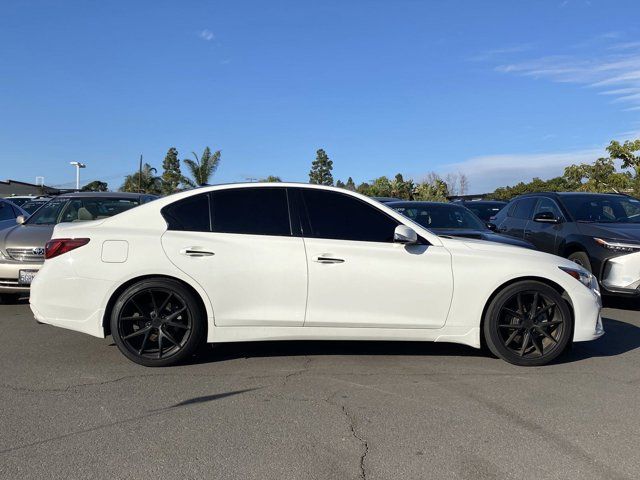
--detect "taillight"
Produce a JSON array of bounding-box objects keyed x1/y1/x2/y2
[{"x1": 44, "y1": 238, "x2": 90, "y2": 260}]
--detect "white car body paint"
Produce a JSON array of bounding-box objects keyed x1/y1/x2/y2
[
  {"x1": 30, "y1": 183, "x2": 603, "y2": 350},
  {"x1": 601, "y1": 250, "x2": 640, "y2": 291}
]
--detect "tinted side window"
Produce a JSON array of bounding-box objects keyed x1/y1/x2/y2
[
  {"x1": 535, "y1": 198, "x2": 562, "y2": 218},
  {"x1": 301, "y1": 189, "x2": 399, "y2": 242},
  {"x1": 162, "y1": 193, "x2": 211, "y2": 232},
  {"x1": 0, "y1": 202, "x2": 15, "y2": 221},
  {"x1": 211, "y1": 188, "x2": 291, "y2": 236},
  {"x1": 512, "y1": 198, "x2": 537, "y2": 219}
]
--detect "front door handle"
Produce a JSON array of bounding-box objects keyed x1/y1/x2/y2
[
  {"x1": 313, "y1": 255, "x2": 345, "y2": 264},
  {"x1": 180, "y1": 247, "x2": 215, "y2": 257}
]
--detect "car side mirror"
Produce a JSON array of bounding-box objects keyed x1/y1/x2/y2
[
  {"x1": 486, "y1": 223, "x2": 497, "y2": 231},
  {"x1": 533, "y1": 211, "x2": 560, "y2": 224},
  {"x1": 394, "y1": 225, "x2": 418, "y2": 244},
  {"x1": 16, "y1": 215, "x2": 26, "y2": 225}
]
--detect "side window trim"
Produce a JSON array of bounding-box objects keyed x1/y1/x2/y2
[{"x1": 534, "y1": 197, "x2": 564, "y2": 220}]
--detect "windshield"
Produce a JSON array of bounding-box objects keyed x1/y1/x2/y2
[
  {"x1": 26, "y1": 197, "x2": 140, "y2": 225},
  {"x1": 392, "y1": 204, "x2": 487, "y2": 230},
  {"x1": 465, "y1": 203, "x2": 505, "y2": 221},
  {"x1": 21, "y1": 200, "x2": 49, "y2": 215},
  {"x1": 562, "y1": 195, "x2": 640, "y2": 223}
]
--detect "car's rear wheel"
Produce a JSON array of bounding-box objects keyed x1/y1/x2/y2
[
  {"x1": 483, "y1": 281, "x2": 573, "y2": 366},
  {"x1": 110, "y1": 279, "x2": 206, "y2": 367},
  {"x1": 567, "y1": 251, "x2": 592, "y2": 273}
]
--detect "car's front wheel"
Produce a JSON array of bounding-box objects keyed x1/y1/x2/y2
[
  {"x1": 483, "y1": 281, "x2": 573, "y2": 366},
  {"x1": 110, "y1": 279, "x2": 206, "y2": 367}
]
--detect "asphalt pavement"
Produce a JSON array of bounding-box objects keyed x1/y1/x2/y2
[{"x1": 0, "y1": 297, "x2": 639, "y2": 480}]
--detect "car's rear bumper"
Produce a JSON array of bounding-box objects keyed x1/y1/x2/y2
[{"x1": 0, "y1": 260, "x2": 42, "y2": 293}]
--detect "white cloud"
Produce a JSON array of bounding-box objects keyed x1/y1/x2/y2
[
  {"x1": 198, "y1": 29, "x2": 215, "y2": 41},
  {"x1": 436, "y1": 149, "x2": 603, "y2": 193}
]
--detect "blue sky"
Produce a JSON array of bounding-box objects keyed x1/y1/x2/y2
[{"x1": 1, "y1": 0, "x2": 640, "y2": 193}]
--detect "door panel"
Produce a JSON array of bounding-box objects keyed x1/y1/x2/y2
[
  {"x1": 304, "y1": 238, "x2": 453, "y2": 328},
  {"x1": 162, "y1": 231, "x2": 307, "y2": 327}
]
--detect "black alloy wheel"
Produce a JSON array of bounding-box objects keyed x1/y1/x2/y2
[
  {"x1": 111, "y1": 279, "x2": 206, "y2": 367},
  {"x1": 483, "y1": 281, "x2": 573, "y2": 366}
]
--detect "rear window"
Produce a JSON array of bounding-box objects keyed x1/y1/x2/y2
[
  {"x1": 162, "y1": 193, "x2": 211, "y2": 232},
  {"x1": 211, "y1": 188, "x2": 291, "y2": 236}
]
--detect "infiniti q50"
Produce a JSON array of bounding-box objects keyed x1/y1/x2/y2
[{"x1": 30, "y1": 184, "x2": 603, "y2": 367}]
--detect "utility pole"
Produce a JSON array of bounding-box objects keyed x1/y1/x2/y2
[
  {"x1": 69, "y1": 162, "x2": 86, "y2": 191},
  {"x1": 138, "y1": 154, "x2": 143, "y2": 193}
]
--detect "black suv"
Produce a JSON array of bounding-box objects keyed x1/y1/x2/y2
[
  {"x1": 453, "y1": 200, "x2": 507, "y2": 222},
  {"x1": 492, "y1": 192, "x2": 640, "y2": 295}
]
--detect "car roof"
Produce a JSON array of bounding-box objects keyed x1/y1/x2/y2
[
  {"x1": 514, "y1": 191, "x2": 629, "y2": 199},
  {"x1": 55, "y1": 192, "x2": 154, "y2": 199},
  {"x1": 456, "y1": 199, "x2": 506, "y2": 204}
]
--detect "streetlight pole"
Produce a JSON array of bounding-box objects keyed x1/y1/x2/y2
[{"x1": 69, "y1": 162, "x2": 86, "y2": 191}]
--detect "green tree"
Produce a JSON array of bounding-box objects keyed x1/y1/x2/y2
[
  {"x1": 356, "y1": 182, "x2": 371, "y2": 195},
  {"x1": 261, "y1": 175, "x2": 282, "y2": 182},
  {"x1": 564, "y1": 158, "x2": 632, "y2": 193},
  {"x1": 183, "y1": 147, "x2": 221, "y2": 187},
  {"x1": 120, "y1": 163, "x2": 162, "y2": 194},
  {"x1": 345, "y1": 177, "x2": 356, "y2": 191},
  {"x1": 335, "y1": 180, "x2": 345, "y2": 188},
  {"x1": 308, "y1": 148, "x2": 334, "y2": 185},
  {"x1": 607, "y1": 139, "x2": 640, "y2": 194},
  {"x1": 390, "y1": 173, "x2": 414, "y2": 200},
  {"x1": 161, "y1": 147, "x2": 182, "y2": 195},
  {"x1": 81, "y1": 180, "x2": 108, "y2": 192},
  {"x1": 414, "y1": 174, "x2": 449, "y2": 201}
]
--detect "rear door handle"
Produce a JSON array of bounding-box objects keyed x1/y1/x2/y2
[
  {"x1": 180, "y1": 247, "x2": 215, "y2": 257},
  {"x1": 313, "y1": 255, "x2": 345, "y2": 264}
]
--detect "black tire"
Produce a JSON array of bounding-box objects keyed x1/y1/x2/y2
[
  {"x1": 110, "y1": 279, "x2": 206, "y2": 367},
  {"x1": 567, "y1": 251, "x2": 592, "y2": 273},
  {"x1": 0, "y1": 293, "x2": 22, "y2": 304},
  {"x1": 483, "y1": 281, "x2": 573, "y2": 366}
]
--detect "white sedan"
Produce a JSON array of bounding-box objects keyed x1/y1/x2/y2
[{"x1": 30, "y1": 183, "x2": 603, "y2": 367}]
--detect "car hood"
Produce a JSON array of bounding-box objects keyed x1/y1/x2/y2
[
  {"x1": 0, "y1": 224, "x2": 55, "y2": 252},
  {"x1": 432, "y1": 228, "x2": 535, "y2": 249},
  {"x1": 439, "y1": 235, "x2": 569, "y2": 263},
  {"x1": 576, "y1": 222, "x2": 640, "y2": 242}
]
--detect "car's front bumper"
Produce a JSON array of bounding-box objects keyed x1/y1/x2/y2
[
  {"x1": 0, "y1": 260, "x2": 42, "y2": 293},
  {"x1": 601, "y1": 251, "x2": 640, "y2": 295}
]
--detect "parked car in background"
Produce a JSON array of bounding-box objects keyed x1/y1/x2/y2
[
  {"x1": 31, "y1": 183, "x2": 602, "y2": 367},
  {"x1": 0, "y1": 199, "x2": 29, "y2": 231},
  {"x1": 371, "y1": 196, "x2": 402, "y2": 203},
  {"x1": 0, "y1": 192, "x2": 156, "y2": 302},
  {"x1": 20, "y1": 197, "x2": 54, "y2": 215},
  {"x1": 492, "y1": 192, "x2": 640, "y2": 295},
  {"x1": 453, "y1": 199, "x2": 507, "y2": 222},
  {"x1": 388, "y1": 201, "x2": 534, "y2": 249}
]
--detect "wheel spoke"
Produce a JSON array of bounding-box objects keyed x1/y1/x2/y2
[
  {"x1": 505, "y1": 329, "x2": 520, "y2": 346},
  {"x1": 535, "y1": 326, "x2": 558, "y2": 343},
  {"x1": 164, "y1": 306, "x2": 187, "y2": 322},
  {"x1": 158, "y1": 329, "x2": 163, "y2": 358},
  {"x1": 138, "y1": 328, "x2": 152, "y2": 354},
  {"x1": 120, "y1": 315, "x2": 147, "y2": 322},
  {"x1": 166, "y1": 320, "x2": 189, "y2": 330},
  {"x1": 538, "y1": 320, "x2": 563, "y2": 328},
  {"x1": 122, "y1": 326, "x2": 151, "y2": 340},
  {"x1": 499, "y1": 323, "x2": 522, "y2": 329},
  {"x1": 130, "y1": 298, "x2": 147, "y2": 317},
  {"x1": 531, "y1": 333, "x2": 544, "y2": 356},
  {"x1": 162, "y1": 327, "x2": 181, "y2": 347},
  {"x1": 158, "y1": 292, "x2": 173, "y2": 315},
  {"x1": 149, "y1": 290, "x2": 158, "y2": 313},
  {"x1": 519, "y1": 331, "x2": 531, "y2": 356},
  {"x1": 535, "y1": 303, "x2": 555, "y2": 320},
  {"x1": 503, "y1": 308, "x2": 523, "y2": 320},
  {"x1": 517, "y1": 293, "x2": 524, "y2": 316},
  {"x1": 529, "y1": 292, "x2": 539, "y2": 319}
]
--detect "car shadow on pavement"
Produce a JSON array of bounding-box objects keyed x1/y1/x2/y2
[
  {"x1": 557, "y1": 317, "x2": 640, "y2": 364},
  {"x1": 191, "y1": 339, "x2": 487, "y2": 365}
]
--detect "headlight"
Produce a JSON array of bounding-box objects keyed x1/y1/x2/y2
[
  {"x1": 559, "y1": 266, "x2": 600, "y2": 295},
  {"x1": 594, "y1": 237, "x2": 640, "y2": 253}
]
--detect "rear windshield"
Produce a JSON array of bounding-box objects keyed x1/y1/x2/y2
[
  {"x1": 392, "y1": 204, "x2": 486, "y2": 230},
  {"x1": 21, "y1": 200, "x2": 49, "y2": 215},
  {"x1": 26, "y1": 198, "x2": 140, "y2": 225}
]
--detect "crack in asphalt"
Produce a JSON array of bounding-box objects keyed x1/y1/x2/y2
[{"x1": 325, "y1": 393, "x2": 369, "y2": 480}]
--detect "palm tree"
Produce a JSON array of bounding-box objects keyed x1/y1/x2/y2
[
  {"x1": 120, "y1": 163, "x2": 162, "y2": 194},
  {"x1": 182, "y1": 147, "x2": 221, "y2": 187}
]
